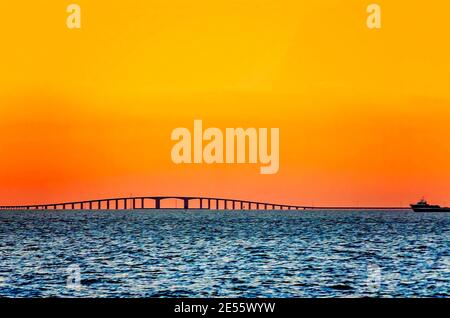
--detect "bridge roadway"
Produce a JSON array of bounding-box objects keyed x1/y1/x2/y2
[{"x1": 0, "y1": 196, "x2": 409, "y2": 211}]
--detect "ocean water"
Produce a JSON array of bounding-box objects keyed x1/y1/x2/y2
[{"x1": 0, "y1": 210, "x2": 448, "y2": 298}]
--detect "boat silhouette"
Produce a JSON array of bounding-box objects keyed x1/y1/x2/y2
[{"x1": 410, "y1": 198, "x2": 450, "y2": 212}]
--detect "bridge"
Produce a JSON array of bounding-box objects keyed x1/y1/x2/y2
[{"x1": 0, "y1": 196, "x2": 409, "y2": 211}]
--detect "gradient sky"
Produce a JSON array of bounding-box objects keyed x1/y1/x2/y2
[{"x1": 1, "y1": 0, "x2": 450, "y2": 206}]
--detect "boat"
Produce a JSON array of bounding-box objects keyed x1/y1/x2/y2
[{"x1": 410, "y1": 198, "x2": 450, "y2": 212}]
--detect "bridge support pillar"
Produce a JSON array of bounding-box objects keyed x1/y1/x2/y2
[
  {"x1": 155, "y1": 198, "x2": 161, "y2": 209},
  {"x1": 183, "y1": 198, "x2": 189, "y2": 209}
]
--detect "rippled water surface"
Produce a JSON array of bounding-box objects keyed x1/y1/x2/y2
[{"x1": 0, "y1": 210, "x2": 448, "y2": 297}]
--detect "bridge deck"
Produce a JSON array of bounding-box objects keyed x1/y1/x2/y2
[{"x1": 0, "y1": 196, "x2": 409, "y2": 211}]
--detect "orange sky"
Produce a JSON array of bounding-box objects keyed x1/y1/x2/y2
[{"x1": 1, "y1": 1, "x2": 450, "y2": 206}]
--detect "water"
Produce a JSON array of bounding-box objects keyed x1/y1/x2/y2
[{"x1": 0, "y1": 210, "x2": 448, "y2": 298}]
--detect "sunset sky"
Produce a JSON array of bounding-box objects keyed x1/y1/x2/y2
[{"x1": 1, "y1": 0, "x2": 449, "y2": 206}]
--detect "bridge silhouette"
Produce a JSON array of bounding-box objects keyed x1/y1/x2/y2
[{"x1": 0, "y1": 196, "x2": 409, "y2": 211}]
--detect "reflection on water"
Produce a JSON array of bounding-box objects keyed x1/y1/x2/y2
[{"x1": 0, "y1": 210, "x2": 448, "y2": 297}]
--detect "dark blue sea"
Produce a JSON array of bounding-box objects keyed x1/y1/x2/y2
[{"x1": 0, "y1": 210, "x2": 448, "y2": 298}]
